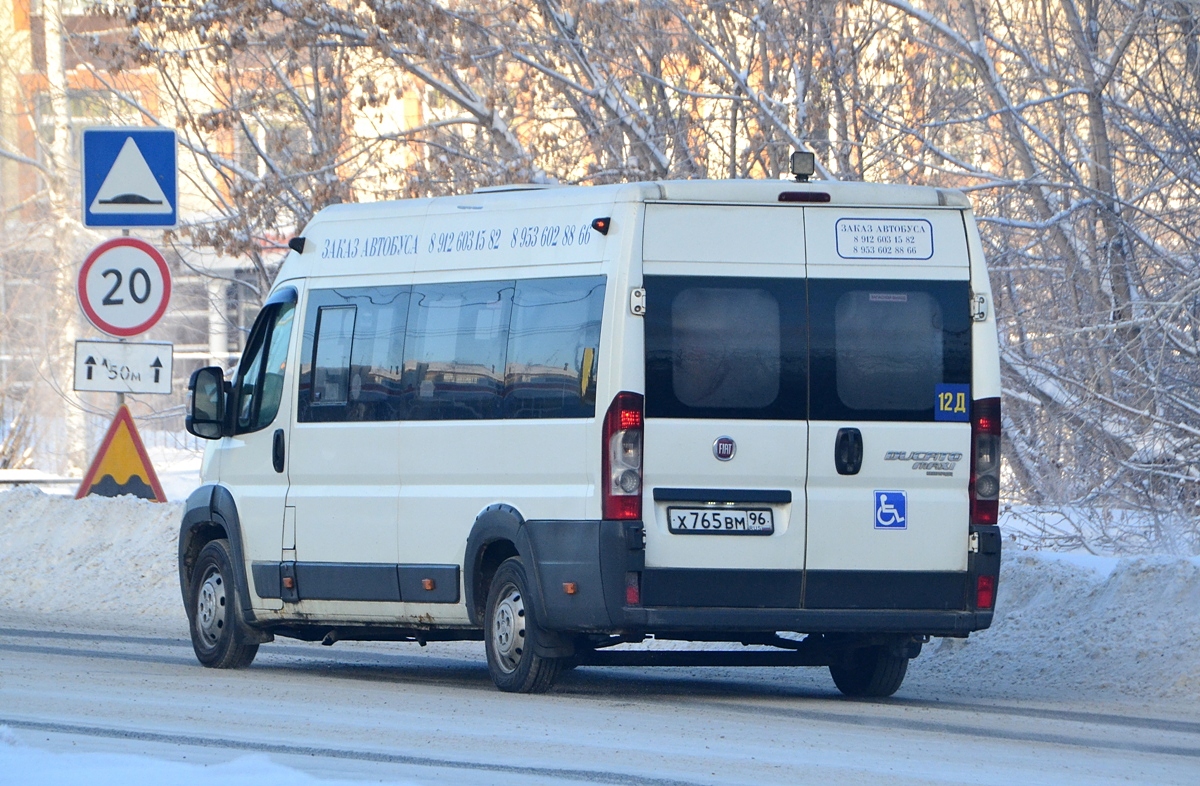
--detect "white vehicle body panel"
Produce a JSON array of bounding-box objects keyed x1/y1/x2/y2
[
  {"x1": 804, "y1": 207, "x2": 972, "y2": 574},
  {"x1": 641, "y1": 202, "x2": 808, "y2": 573},
  {"x1": 192, "y1": 179, "x2": 1000, "y2": 630}
]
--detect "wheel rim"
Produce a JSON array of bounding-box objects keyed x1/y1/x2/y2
[
  {"x1": 491, "y1": 581, "x2": 526, "y2": 674},
  {"x1": 195, "y1": 566, "x2": 227, "y2": 649}
]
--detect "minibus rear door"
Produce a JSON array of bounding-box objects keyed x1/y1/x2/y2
[{"x1": 802, "y1": 208, "x2": 973, "y2": 609}]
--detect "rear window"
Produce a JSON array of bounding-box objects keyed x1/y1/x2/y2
[
  {"x1": 644, "y1": 276, "x2": 807, "y2": 420},
  {"x1": 810, "y1": 279, "x2": 970, "y2": 421}
]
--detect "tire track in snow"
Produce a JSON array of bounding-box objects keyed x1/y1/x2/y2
[
  {"x1": 9, "y1": 625, "x2": 1195, "y2": 733},
  {"x1": 0, "y1": 642, "x2": 196, "y2": 667},
  {"x1": 0, "y1": 716, "x2": 703, "y2": 786},
  {"x1": 860, "y1": 696, "x2": 1200, "y2": 736},
  {"x1": 665, "y1": 698, "x2": 1200, "y2": 760},
  {"x1": 5, "y1": 626, "x2": 1200, "y2": 758},
  {"x1": 0, "y1": 626, "x2": 184, "y2": 648}
]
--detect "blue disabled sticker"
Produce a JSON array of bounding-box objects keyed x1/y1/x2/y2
[
  {"x1": 935, "y1": 383, "x2": 971, "y2": 422},
  {"x1": 874, "y1": 490, "x2": 907, "y2": 530}
]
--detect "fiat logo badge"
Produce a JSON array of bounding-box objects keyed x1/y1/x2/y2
[{"x1": 713, "y1": 436, "x2": 736, "y2": 461}]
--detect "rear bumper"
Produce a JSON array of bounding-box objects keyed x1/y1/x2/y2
[
  {"x1": 618, "y1": 607, "x2": 992, "y2": 637},
  {"x1": 523, "y1": 519, "x2": 999, "y2": 638}
]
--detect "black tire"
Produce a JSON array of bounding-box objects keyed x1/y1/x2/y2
[
  {"x1": 484, "y1": 557, "x2": 562, "y2": 693},
  {"x1": 829, "y1": 646, "x2": 908, "y2": 698},
  {"x1": 187, "y1": 539, "x2": 259, "y2": 669}
]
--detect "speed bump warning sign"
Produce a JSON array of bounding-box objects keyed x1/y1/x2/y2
[{"x1": 76, "y1": 405, "x2": 167, "y2": 502}]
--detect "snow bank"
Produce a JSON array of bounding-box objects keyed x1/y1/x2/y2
[
  {"x1": 912, "y1": 550, "x2": 1200, "y2": 700},
  {"x1": 0, "y1": 486, "x2": 184, "y2": 625},
  {"x1": 1000, "y1": 504, "x2": 1200, "y2": 556},
  {"x1": 1, "y1": 486, "x2": 1198, "y2": 701}
]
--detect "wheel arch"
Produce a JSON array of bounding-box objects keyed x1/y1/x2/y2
[
  {"x1": 178, "y1": 484, "x2": 256, "y2": 623},
  {"x1": 464, "y1": 504, "x2": 535, "y2": 627}
]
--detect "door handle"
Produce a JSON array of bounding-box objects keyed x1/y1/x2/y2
[
  {"x1": 272, "y1": 429, "x2": 286, "y2": 473},
  {"x1": 835, "y1": 428, "x2": 863, "y2": 475}
]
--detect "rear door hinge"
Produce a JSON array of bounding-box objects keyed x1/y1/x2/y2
[
  {"x1": 630, "y1": 287, "x2": 647, "y2": 316},
  {"x1": 968, "y1": 532, "x2": 980, "y2": 553},
  {"x1": 970, "y1": 291, "x2": 988, "y2": 322}
]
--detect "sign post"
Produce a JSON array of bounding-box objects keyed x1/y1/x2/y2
[
  {"x1": 75, "y1": 125, "x2": 179, "y2": 502},
  {"x1": 76, "y1": 237, "x2": 172, "y2": 338},
  {"x1": 74, "y1": 405, "x2": 167, "y2": 502},
  {"x1": 74, "y1": 340, "x2": 173, "y2": 395},
  {"x1": 75, "y1": 240, "x2": 171, "y2": 338},
  {"x1": 82, "y1": 127, "x2": 178, "y2": 229}
]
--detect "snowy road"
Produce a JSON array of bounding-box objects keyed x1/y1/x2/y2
[{"x1": 2, "y1": 624, "x2": 1198, "y2": 785}]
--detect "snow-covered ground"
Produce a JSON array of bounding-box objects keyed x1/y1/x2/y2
[
  {"x1": 0, "y1": 734, "x2": 418, "y2": 786},
  {"x1": 1, "y1": 484, "x2": 1198, "y2": 782},
  {"x1": 142, "y1": 443, "x2": 206, "y2": 502},
  {"x1": 2, "y1": 483, "x2": 1197, "y2": 701},
  {"x1": 0, "y1": 442, "x2": 202, "y2": 503}
]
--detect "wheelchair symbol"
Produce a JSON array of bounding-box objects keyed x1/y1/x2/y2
[{"x1": 874, "y1": 490, "x2": 907, "y2": 529}]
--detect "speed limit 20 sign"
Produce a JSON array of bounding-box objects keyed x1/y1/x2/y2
[{"x1": 77, "y1": 238, "x2": 171, "y2": 337}]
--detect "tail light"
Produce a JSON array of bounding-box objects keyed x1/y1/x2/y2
[
  {"x1": 975, "y1": 574, "x2": 996, "y2": 610},
  {"x1": 602, "y1": 391, "x2": 644, "y2": 520},
  {"x1": 624, "y1": 572, "x2": 641, "y2": 605},
  {"x1": 970, "y1": 397, "x2": 1002, "y2": 526}
]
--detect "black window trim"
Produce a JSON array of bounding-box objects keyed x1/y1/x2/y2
[
  {"x1": 643, "y1": 274, "x2": 810, "y2": 421},
  {"x1": 808, "y1": 278, "x2": 972, "y2": 423},
  {"x1": 309, "y1": 303, "x2": 358, "y2": 408},
  {"x1": 296, "y1": 275, "x2": 607, "y2": 424},
  {"x1": 233, "y1": 297, "x2": 295, "y2": 435},
  {"x1": 265, "y1": 285, "x2": 299, "y2": 306}
]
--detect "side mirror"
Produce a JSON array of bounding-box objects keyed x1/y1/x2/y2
[{"x1": 186, "y1": 366, "x2": 227, "y2": 440}]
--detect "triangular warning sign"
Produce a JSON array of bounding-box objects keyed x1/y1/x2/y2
[
  {"x1": 76, "y1": 405, "x2": 167, "y2": 502},
  {"x1": 89, "y1": 137, "x2": 172, "y2": 214}
]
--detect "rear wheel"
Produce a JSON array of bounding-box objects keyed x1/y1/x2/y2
[
  {"x1": 829, "y1": 646, "x2": 908, "y2": 698},
  {"x1": 484, "y1": 558, "x2": 562, "y2": 693},
  {"x1": 188, "y1": 539, "x2": 259, "y2": 669}
]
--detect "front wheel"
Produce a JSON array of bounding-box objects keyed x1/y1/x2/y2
[
  {"x1": 484, "y1": 558, "x2": 562, "y2": 693},
  {"x1": 829, "y1": 646, "x2": 908, "y2": 698},
  {"x1": 188, "y1": 539, "x2": 259, "y2": 669}
]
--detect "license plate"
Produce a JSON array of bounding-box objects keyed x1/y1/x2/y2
[{"x1": 667, "y1": 507, "x2": 774, "y2": 535}]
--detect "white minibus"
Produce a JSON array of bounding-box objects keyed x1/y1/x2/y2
[{"x1": 181, "y1": 173, "x2": 1002, "y2": 695}]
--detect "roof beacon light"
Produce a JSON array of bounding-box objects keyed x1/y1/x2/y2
[{"x1": 790, "y1": 151, "x2": 816, "y2": 182}]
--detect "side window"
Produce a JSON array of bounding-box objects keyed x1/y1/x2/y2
[
  {"x1": 312, "y1": 306, "x2": 356, "y2": 406},
  {"x1": 402, "y1": 281, "x2": 513, "y2": 420},
  {"x1": 234, "y1": 300, "x2": 296, "y2": 434},
  {"x1": 644, "y1": 276, "x2": 807, "y2": 420},
  {"x1": 298, "y1": 286, "x2": 410, "y2": 423},
  {"x1": 346, "y1": 287, "x2": 411, "y2": 422},
  {"x1": 504, "y1": 275, "x2": 605, "y2": 418},
  {"x1": 809, "y1": 279, "x2": 971, "y2": 421}
]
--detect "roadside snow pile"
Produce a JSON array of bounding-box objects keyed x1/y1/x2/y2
[
  {"x1": 0, "y1": 486, "x2": 184, "y2": 624},
  {"x1": 1001, "y1": 504, "x2": 1200, "y2": 556},
  {"x1": 910, "y1": 549, "x2": 1200, "y2": 699},
  {"x1": 1, "y1": 486, "x2": 1198, "y2": 700}
]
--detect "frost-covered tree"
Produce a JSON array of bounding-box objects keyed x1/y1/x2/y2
[{"x1": 70, "y1": 0, "x2": 1200, "y2": 550}]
